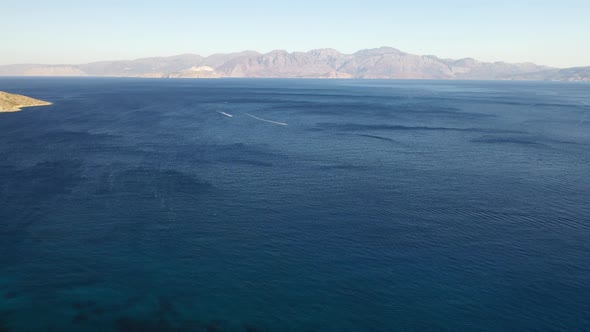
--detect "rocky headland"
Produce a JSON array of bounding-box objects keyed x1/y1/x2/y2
[{"x1": 0, "y1": 91, "x2": 52, "y2": 113}]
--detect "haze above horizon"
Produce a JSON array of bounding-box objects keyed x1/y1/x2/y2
[{"x1": 3, "y1": 0, "x2": 589, "y2": 68}]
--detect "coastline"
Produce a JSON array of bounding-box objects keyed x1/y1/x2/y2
[{"x1": 0, "y1": 91, "x2": 52, "y2": 113}]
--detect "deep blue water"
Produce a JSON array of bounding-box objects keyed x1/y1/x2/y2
[{"x1": 0, "y1": 78, "x2": 589, "y2": 331}]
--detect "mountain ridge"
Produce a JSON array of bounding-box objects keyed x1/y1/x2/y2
[{"x1": 1, "y1": 47, "x2": 587, "y2": 81}]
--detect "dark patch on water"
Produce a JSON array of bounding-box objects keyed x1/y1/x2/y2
[
  {"x1": 313, "y1": 122, "x2": 522, "y2": 134},
  {"x1": 266, "y1": 101, "x2": 494, "y2": 122},
  {"x1": 355, "y1": 134, "x2": 395, "y2": 142},
  {"x1": 2, "y1": 291, "x2": 18, "y2": 300},
  {"x1": 72, "y1": 300, "x2": 98, "y2": 311},
  {"x1": 72, "y1": 313, "x2": 89, "y2": 324},
  {"x1": 401, "y1": 104, "x2": 495, "y2": 118},
  {"x1": 218, "y1": 158, "x2": 274, "y2": 167},
  {"x1": 113, "y1": 296, "x2": 185, "y2": 331},
  {"x1": 91, "y1": 307, "x2": 105, "y2": 315},
  {"x1": 70, "y1": 299, "x2": 106, "y2": 325},
  {"x1": 173, "y1": 143, "x2": 287, "y2": 167},
  {"x1": 156, "y1": 296, "x2": 178, "y2": 320},
  {"x1": 205, "y1": 320, "x2": 223, "y2": 332},
  {"x1": 0, "y1": 313, "x2": 12, "y2": 332},
  {"x1": 471, "y1": 137, "x2": 546, "y2": 147},
  {"x1": 0, "y1": 323, "x2": 12, "y2": 332},
  {"x1": 425, "y1": 95, "x2": 588, "y2": 110},
  {"x1": 114, "y1": 317, "x2": 226, "y2": 332},
  {"x1": 96, "y1": 168, "x2": 212, "y2": 197},
  {"x1": 243, "y1": 324, "x2": 266, "y2": 332},
  {"x1": 317, "y1": 164, "x2": 366, "y2": 171},
  {"x1": 115, "y1": 317, "x2": 173, "y2": 332}
]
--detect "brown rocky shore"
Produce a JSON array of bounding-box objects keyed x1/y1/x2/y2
[{"x1": 0, "y1": 91, "x2": 52, "y2": 113}]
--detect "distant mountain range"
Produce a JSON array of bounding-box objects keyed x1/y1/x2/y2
[{"x1": 1, "y1": 47, "x2": 588, "y2": 81}]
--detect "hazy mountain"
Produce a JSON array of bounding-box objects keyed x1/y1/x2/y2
[
  {"x1": 0, "y1": 47, "x2": 587, "y2": 81},
  {"x1": 201, "y1": 51, "x2": 261, "y2": 68},
  {"x1": 506, "y1": 66, "x2": 590, "y2": 82},
  {"x1": 79, "y1": 54, "x2": 204, "y2": 77},
  {"x1": 339, "y1": 47, "x2": 453, "y2": 79},
  {"x1": 0, "y1": 64, "x2": 86, "y2": 76},
  {"x1": 215, "y1": 50, "x2": 340, "y2": 78},
  {"x1": 165, "y1": 66, "x2": 221, "y2": 78}
]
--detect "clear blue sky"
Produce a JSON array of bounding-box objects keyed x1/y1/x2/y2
[{"x1": 2, "y1": 0, "x2": 589, "y2": 67}]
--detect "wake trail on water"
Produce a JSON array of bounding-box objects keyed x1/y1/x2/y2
[
  {"x1": 244, "y1": 113, "x2": 288, "y2": 126},
  {"x1": 216, "y1": 111, "x2": 233, "y2": 118}
]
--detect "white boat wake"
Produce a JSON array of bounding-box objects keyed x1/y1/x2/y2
[
  {"x1": 216, "y1": 111, "x2": 233, "y2": 118},
  {"x1": 244, "y1": 113, "x2": 287, "y2": 126}
]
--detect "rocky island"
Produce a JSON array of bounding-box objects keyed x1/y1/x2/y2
[{"x1": 0, "y1": 91, "x2": 52, "y2": 113}]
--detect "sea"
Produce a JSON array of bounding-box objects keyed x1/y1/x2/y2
[{"x1": 0, "y1": 78, "x2": 589, "y2": 331}]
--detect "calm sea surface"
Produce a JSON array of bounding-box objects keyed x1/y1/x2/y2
[{"x1": 0, "y1": 78, "x2": 589, "y2": 331}]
